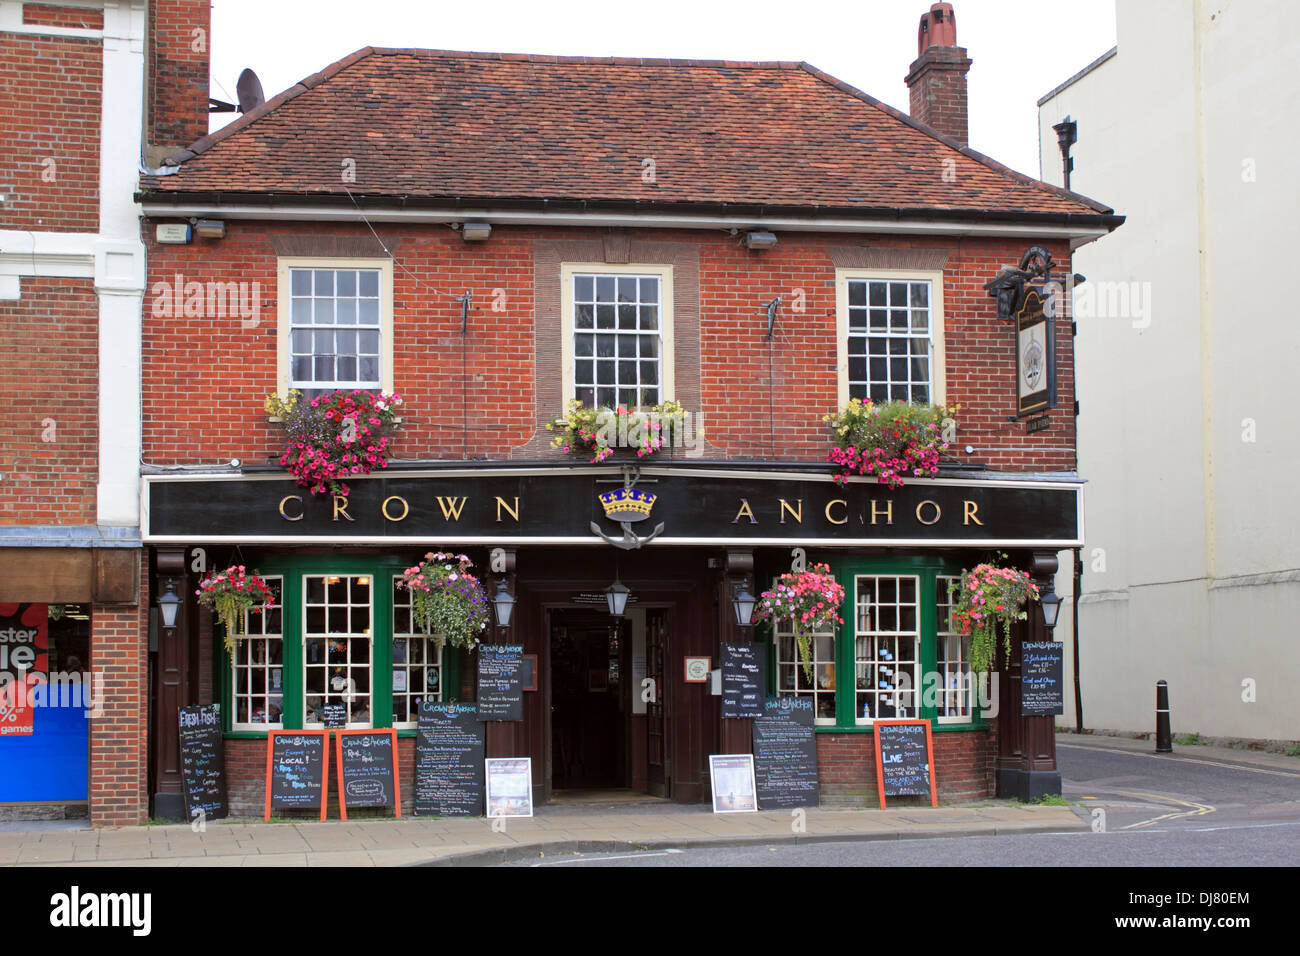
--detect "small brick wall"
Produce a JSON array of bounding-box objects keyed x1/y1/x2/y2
[{"x1": 817, "y1": 726, "x2": 995, "y2": 807}]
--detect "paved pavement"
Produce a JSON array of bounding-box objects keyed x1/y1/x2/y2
[{"x1": 2, "y1": 733, "x2": 1292, "y2": 867}]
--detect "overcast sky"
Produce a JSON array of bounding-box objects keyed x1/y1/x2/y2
[{"x1": 208, "y1": 0, "x2": 1116, "y2": 180}]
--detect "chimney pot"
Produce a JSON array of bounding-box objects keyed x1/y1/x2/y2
[{"x1": 905, "y1": 2, "x2": 972, "y2": 145}]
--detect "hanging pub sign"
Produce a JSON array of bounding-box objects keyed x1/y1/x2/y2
[{"x1": 1016, "y1": 287, "x2": 1052, "y2": 416}]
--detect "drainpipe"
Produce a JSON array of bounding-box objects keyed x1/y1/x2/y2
[{"x1": 1072, "y1": 546, "x2": 1083, "y2": 732}]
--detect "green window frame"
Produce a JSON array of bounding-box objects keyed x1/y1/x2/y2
[
  {"x1": 217, "y1": 554, "x2": 461, "y2": 738},
  {"x1": 761, "y1": 554, "x2": 984, "y2": 733}
]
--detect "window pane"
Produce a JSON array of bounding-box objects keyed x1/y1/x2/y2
[
  {"x1": 639, "y1": 278, "x2": 657, "y2": 302},
  {"x1": 358, "y1": 271, "x2": 379, "y2": 296},
  {"x1": 337, "y1": 271, "x2": 356, "y2": 296},
  {"x1": 596, "y1": 276, "x2": 616, "y2": 300},
  {"x1": 314, "y1": 270, "x2": 334, "y2": 295},
  {"x1": 358, "y1": 299, "x2": 379, "y2": 324},
  {"x1": 291, "y1": 270, "x2": 312, "y2": 295},
  {"x1": 575, "y1": 276, "x2": 594, "y2": 301}
]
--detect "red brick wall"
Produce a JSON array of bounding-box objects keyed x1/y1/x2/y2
[
  {"x1": 147, "y1": 0, "x2": 211, "y2": 150},
  {"x1": 23, "y1": 3, "x2": 104, "y2": 30},
  {"x1": 89, "y1": 551, "x2": 149, "y2": 826},
  {"x1": 817, "y1": 727, "x2": 994, "y2": 806},
  {"x1": 0, "y1": 32, "x2": 101, "y2": 231},
  {"x1": 0, "y1": 278, "x2": 99, "y2": 525},
  {"x1": 141, "y1": 222, "x2": 1076, "y2": 473}
]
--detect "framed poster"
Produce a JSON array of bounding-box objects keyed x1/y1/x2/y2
[
  {"x1": 485, "y1": 757, "x2": 534, "y2": 818},
  {"x1": 684, "y1": 656, "x2": 711, "y2": 683},
  {"x1": 708, "y1": 754, "x2": 758, "y2": 813}
]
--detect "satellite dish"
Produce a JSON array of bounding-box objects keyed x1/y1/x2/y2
[{"x1": 236, "y1": 68, "x2": 265, "y2": 113}]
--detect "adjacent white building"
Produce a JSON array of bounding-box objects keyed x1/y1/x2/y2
[{"x1": 1038, "y1": 0, "x2": 1300, "y2": 743}]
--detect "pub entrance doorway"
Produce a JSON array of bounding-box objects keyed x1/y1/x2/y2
[{"x1": 550, "y1": 611, "x2": 627, "y2": 790}]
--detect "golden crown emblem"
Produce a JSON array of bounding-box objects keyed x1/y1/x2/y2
[{"x1": 599, "y1": 488, "x2": 656, "y2": 523}]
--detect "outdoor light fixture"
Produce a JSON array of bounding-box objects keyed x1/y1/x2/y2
[
  {"x1": 492, "y1": 579, "x2": 516, "y2": 629},
  {"x1": 732, "y1": 586, "x2": 757, "y2": 627},
  {"x1": 605, "y1": 578, "x2": 631, "y2": 617},
  {"x1": 193, "y1": 219, "x2": 226, "y2": 239},
  {"x1": 460, "y1": 222, "x2": 492, "y2": 241},
  {"x1": 745, "y1": 230, "x2": 777, "y2": 250},
  {"x1": 157, "y1": 580, "x2": 182, "y2": 634},
  {"x1": 1039, "y1": 581, "x2": 1063, "y2": 631}
]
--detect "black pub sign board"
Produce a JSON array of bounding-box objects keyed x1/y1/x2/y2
[
  {"x1": 144, "y1": 469, "x2": 1082, "y2": 547},
  {"x1": 753, "y1": 697, "x2": 819, "y2": 810},
  {"x1": 1021, "y1": 641, "x2": 1066, "y2": 716},
  {"x1": 476, "y1": 644, "x2": 524, "y2": 722},
  {"x1": 415, "y1": 701, "x2": 485, "y2": 817},
  {"x1": 720, "y1": 643, "x2": 765, "y2": 719},
  {"x1": 178, "y1": 703, "x2": 228, "y2": 821}
]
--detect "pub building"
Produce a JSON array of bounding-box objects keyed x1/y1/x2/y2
[{"x1": 136, "y1": 4, "x2": 1122, "y2": 819}]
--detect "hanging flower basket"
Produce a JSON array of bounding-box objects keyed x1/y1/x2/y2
[
  {"x1": 750, "y1": 563, "x2": 846, "y2": 683},
  {"x1": 948, "y1": 564, "x2": 1041, "y2": 673},
  {"x1": 823, "y1": 398, "x2": 957, "y2": 489},
  {"x1": 265, "y1": 388, "x2": 403, "y2": 498},
  {"x1": 196, "y1": 565, "x2": 274, "y2": 655},
  {"x1": 547, "y1": 399, "x2": 698, "y2": 463},
  {"x1": 397, "y1": 552, "x2": 490, "y2": 650}
]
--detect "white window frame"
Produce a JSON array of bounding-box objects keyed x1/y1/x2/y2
[
  {"x1": 773, "y1": 618, "x2": 838, "y2": 726},
  {"x1": 276, "y1": 257, "x2": 395, "y2": 395},
  {"x1": 301, "y1": 572, "x2": 375, "y2": 730},
  {"x1": 230, "y1": 575, "x2": 284, "y2": 732},
  {"x1": 835, "y1": 268, "x2": 946, "y2": 410},
  {"x1": 390, "y1": 573, "x2": 443, "y2": 730},
  {"x1": 934, "y1": 574, "x2": 973, "y2": 724},
  {"x1": 559, "y1": 262, "x2": 675, "y2": 409},
  {"x1": 852, "y1": 573, "x2": 921, "y2": 726}
]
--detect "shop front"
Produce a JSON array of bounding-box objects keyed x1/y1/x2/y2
[{"x1": 143, "y1": 462, "x2": 1083, "y2": 815}]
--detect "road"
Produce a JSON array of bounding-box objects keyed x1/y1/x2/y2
[{"x1": 518, "y1": 736, "x2": 1300, "y2": 867}]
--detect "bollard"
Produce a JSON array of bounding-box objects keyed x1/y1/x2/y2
[{"x1": 1155, "y1": 680, "x2": 1172, "y2": 753}]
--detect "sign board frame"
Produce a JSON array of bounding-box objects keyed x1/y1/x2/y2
[
  {"x1": 264, "y1": 729, "x2": 331, "y2": 821},
  {"x1": 485, "y1": 756, "x2": 534, "y2": 818},
  {"x1": 708, "y1": 753, "x2": 758, "y2": 814},
  {"x1": 872, "y1": 719, "x2": 938, "y2": 810},
  {"x1": 334, "y1": 728, "x2": 401, "y2": 821}
]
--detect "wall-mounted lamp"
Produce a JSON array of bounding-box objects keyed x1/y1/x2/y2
[
  {"x1": 1039, "y1": 580, "x2": 1063, "y2": 631},
  {"x1": 732, "y1": 585, "x2": 757, "y2": 628},
  {"x1": 745, "y1": 230, "x2": 777, "y2": 250},
  {"x1": 605, "y1": 577, "x2": 631, "y2": 617},
  {"x1": 1052, "y1": 116, "x2": 1077, "y2": 191},
  {"x1": 492, "y1": 579, "x2": 516, "y2": 629},
  {"x1": 762, "y1": 297, "x2": 780, "y2": 341},
  {"x1": 157, "y1": 579, "x2": 182, "y2": 635},
  {"x1": 461, "y1": 222, "x2": 492, "y2": 241}
]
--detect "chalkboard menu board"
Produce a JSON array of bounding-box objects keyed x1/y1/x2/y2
[
  {"x1": 753, "y1": 697, "x2": 819, "y2": 810},
  {"x1": 321, "y1": 703, "x2": 348, "y2": 728},
  {"x1": 720, "y1": 643, "x2": 765, "y2": 718},
  {"x1": 265, "y1": 730, "x2": 330, "y2": 820},
  {"x1": 335, "y1": 729, "x2": 401, "y2": 819},
  {"x1": 477, "y1": 644, "x2": 524, "y2": 721},
  {"x1": 178, "y1": 703, "x2": 228, "y2": 821},
  {"x1": 415, "y1": 702, "x2": 485, "y2": 817},
  {"x1": 1021, "y1": 641, "x2": 1065, "y2": 716},
  {"x1": 873, "y1": 719, "x2": 938, "y2": 809}
]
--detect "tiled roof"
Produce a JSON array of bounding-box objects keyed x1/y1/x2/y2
[{"x1": 147, "y1": 48, "x2": 1115, "y2": 221}]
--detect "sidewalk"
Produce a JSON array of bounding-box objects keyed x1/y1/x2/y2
[
  {"x1": 1055, "y1": 730, "x2": 1300, "y2": 773},
  {"x1": 0, "y1": 802, "x2": 1085, "y2": 867}
]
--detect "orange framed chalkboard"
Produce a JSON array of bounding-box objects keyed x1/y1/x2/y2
[
  {"x1": 265, "y1": 730, "x2": 331, "y2": 821},
  {"x1": 872, "y1": 719, "x2": 938, "y2": 810},
  {"x1": 334, "y1": 728, "x2": 401, "y2": 821}
]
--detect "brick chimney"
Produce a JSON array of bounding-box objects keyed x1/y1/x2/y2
[
  {"x1": 904, "y1": 3, "x2": 973, "y2": 146},
  {"x1": 146, "y1": 0, "x2": 212, "y2": 165}
]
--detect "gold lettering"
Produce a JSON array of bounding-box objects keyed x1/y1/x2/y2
[
  {"x1": 495, "y1": 496, "x2": 520, "y2": 523},
  {"x1": 825, "y1": 499, "x2": 848, "y2": 525},
  {"x1": 963, "y1": 500, "x2": 984, "y2": 526},
  {"x1": 381, "y1": 495, "x2": 409, "y2": 522},
  {"x1": 779, "y1": 498, "x2": 803, "y2": 524},
  {"x1": 870, "y1": 500, "x2": 894, "y2": 525},
  {"x1": 436, "y1": 496, "x2": 468, "y2": 521},
  {"x1": 332, "y1": 495, "x2": 353, "y2": 522},
  {"x1": 278, "y1": 495, "x2": 304, "y2": 521},
  {"x1": 915, "y1": 500, "x2": 941, "y2": 526},
  {"x1": 732, "y1": 499, "x2": 757, "y2": 525}
]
